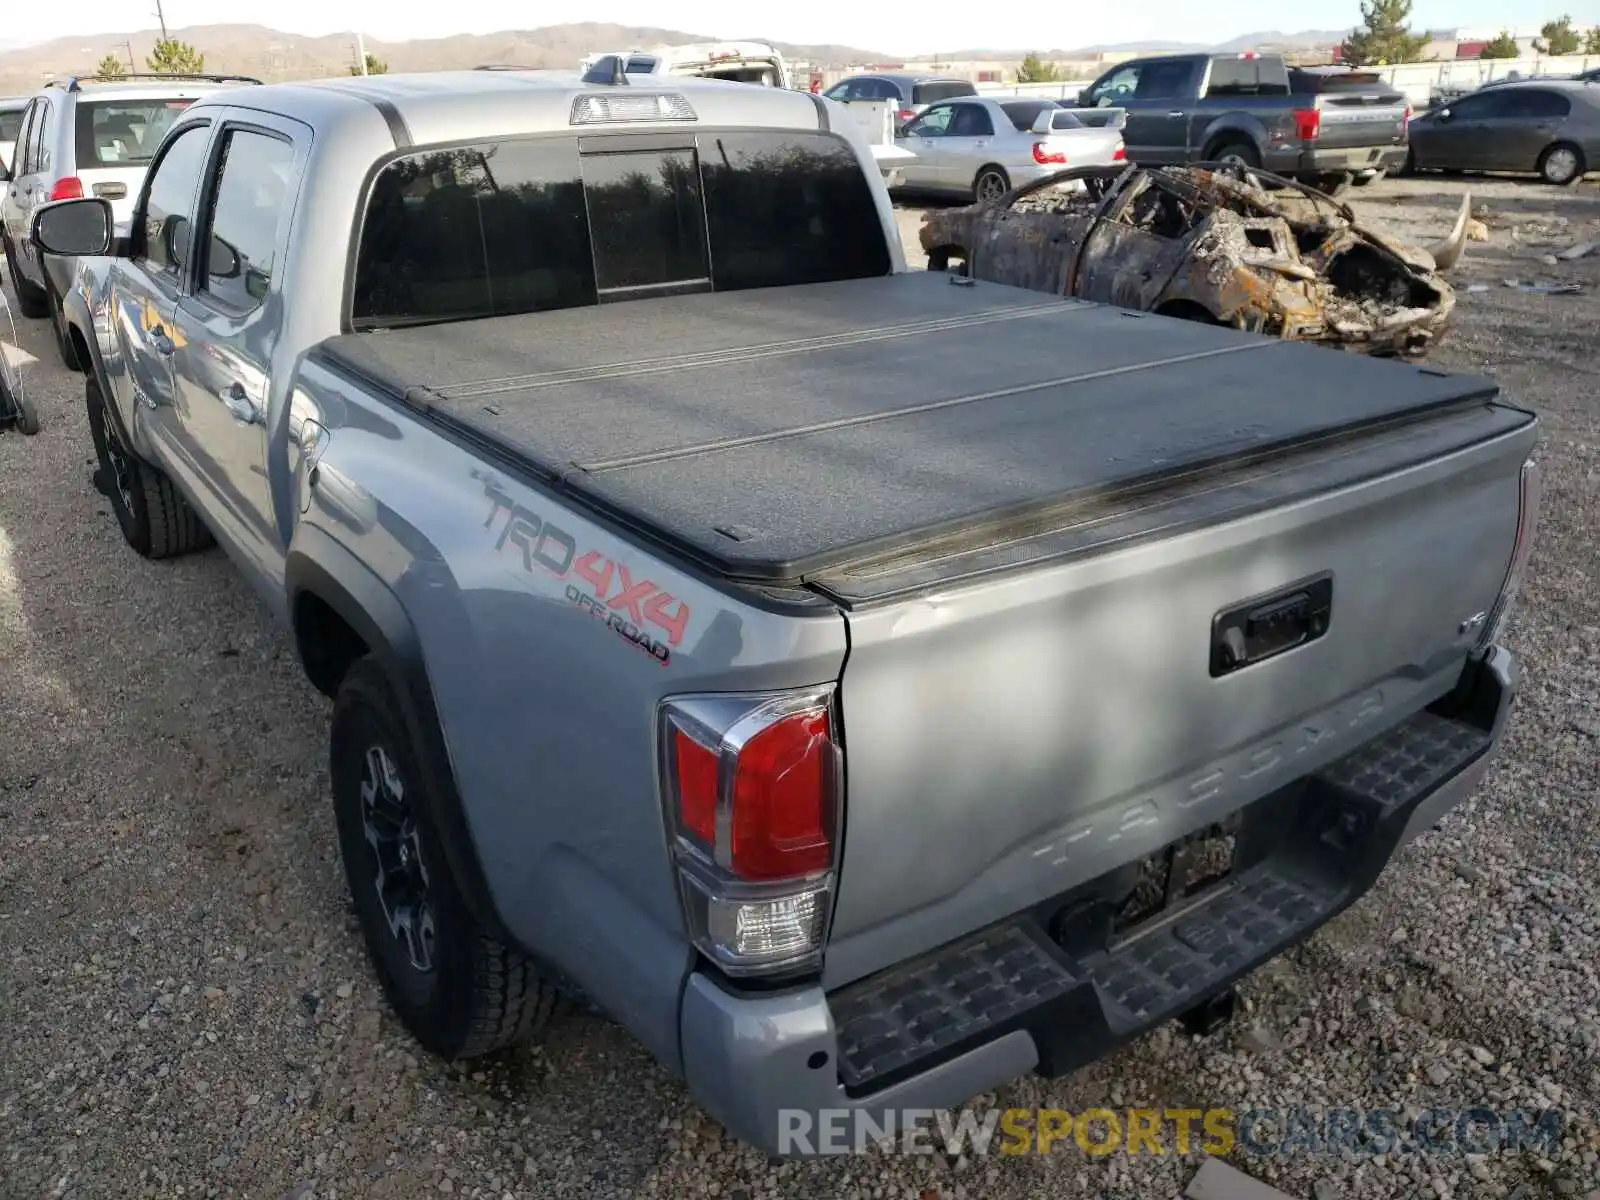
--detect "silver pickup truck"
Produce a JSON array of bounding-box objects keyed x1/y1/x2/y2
[{"x1": 31, "y1": 67, "x2": 1540, "y2": 1155}]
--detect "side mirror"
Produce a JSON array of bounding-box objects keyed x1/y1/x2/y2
[
  {"x1": 31, "y1": 197, "x2": 113, "y2": 256},
  {"x1": 1437, "y1": 107, "x2": 1452, "y2": 121}
]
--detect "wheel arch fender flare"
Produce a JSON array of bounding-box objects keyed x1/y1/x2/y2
[{"x1": 286, "y1": 524, "x2": 514, "y2": 948}]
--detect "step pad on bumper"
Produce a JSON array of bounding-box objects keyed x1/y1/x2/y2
[
  {"x1": 831, "y1": 924, "x2": 1079, "y2": 1092},
  {"x1": 829, "y1": 705, "x2": 1492, "y2": 1095}
]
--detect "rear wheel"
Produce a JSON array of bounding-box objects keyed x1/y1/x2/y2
[
  {"x1": 1207, "y1": 139, "x2": 1260, "y2": 170},
  {"x1": 331, "y1": 657, "x2": 561, "y2": 1059},
  {"x1": 1538, "y1": 142, "x2": 1585, "y2": 186},
  {"x1": 973, "y1": 167, "x2": 1010, "y2": 203},
  {"x1": 0, "y1": 371, "x2": 38, "y2": 435},
  {"x1": 3, "y1": 234, "x2": 51, "y2": 319},
  {"x1": 85, "y1": 376, "x2": 213, "y2": 558}
]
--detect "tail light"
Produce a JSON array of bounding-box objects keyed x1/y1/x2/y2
[
  {"x1": 1032, "y1": 142, "x2": 1068, "y2": 165},
  {"x1": 48, "y1": 177, "x2": 84, "y2": 201},
  {"x1": 897, "y1": 108, "x2": 916, "y2": 123},
  {"x1": 1292, "y1": 108, "x2": 1321, "y2": 141},
  {"x1": 660, "y1": 687, "x2": 842, "y2": 975},
  {"x1": 1480, "y1": 457, "x2": 1541, "y2": 648},
  {"x1": 1112, "y1": 144, "x2": 1127, "y2": 161},
  {"x1": 1402, "y1": 103, "x2": 1412, "y2": 134}
]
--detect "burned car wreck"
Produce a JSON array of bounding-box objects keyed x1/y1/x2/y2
[{"x1": 919, "y1": 163, "x2": 1470, "y2": 357}]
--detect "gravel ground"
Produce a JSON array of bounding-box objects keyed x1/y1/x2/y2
[{"x1": 2, "y1": 173, "x2": 1598, "y2": 1200}]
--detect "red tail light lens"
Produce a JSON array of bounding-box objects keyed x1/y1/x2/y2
[
  {"x1": 730, "y1": 710, "x2": 833, "y2": 880},
  {"x1": 1113, "y1": 144, "x2": 1127, "y2": 161},
  {"x1": 49, "y1": 177, "x2": 84, "y2": 201},
  {"x1": 673, "y1": 727, "x2": 720, "y2": 846},
  {"x1": 1292, "y1": 108, "x2": 1321, "y2": 141},
  {"x1": 897, "y1": 108, "x2": 915, "y2": 123},
  {"x1": 1032, "y1": 142, "x2": 1068, "y2": 165}
]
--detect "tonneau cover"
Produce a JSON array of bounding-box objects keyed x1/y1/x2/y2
[{"x1": 317, "y1": 271, "x2": 1501, "y2": 581}]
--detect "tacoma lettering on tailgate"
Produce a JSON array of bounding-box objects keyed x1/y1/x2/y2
[{"x1": 482, "y1": 480, "x2": 690, "y2": 665}]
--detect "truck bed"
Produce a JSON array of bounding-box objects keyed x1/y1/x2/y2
[{"x1": 316, "y1": 271, "x2": 1511, "y2": 586}]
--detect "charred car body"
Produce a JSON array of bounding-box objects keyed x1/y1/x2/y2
[{"x1": 920, "y1": 162, "x2": 1470, "y2": 357}]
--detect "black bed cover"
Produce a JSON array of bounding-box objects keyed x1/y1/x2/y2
[{"x1": 316, "y1": 271, "x2": 1510, "y2": 583}]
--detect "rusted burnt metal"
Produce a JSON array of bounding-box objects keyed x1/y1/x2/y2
[{"x1": 919, "y1": 163, "x2": 1467, "y2": 357}]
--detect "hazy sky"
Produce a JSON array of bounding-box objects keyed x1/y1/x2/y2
[{"x1": 9, "y1": 1, "x2": 1600, "y2": 57}]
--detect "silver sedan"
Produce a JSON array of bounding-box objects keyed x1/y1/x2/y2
[{"x1": 892, "y1": 97, "x2": 1126, "y2": 202}]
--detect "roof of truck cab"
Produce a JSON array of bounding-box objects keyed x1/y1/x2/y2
[{"x1": 189, "y1": 69, "x2": 830, "y2": 145}]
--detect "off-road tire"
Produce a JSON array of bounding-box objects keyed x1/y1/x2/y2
[
  {"x1": 3, "y1": 233, "x2": 51, "y2": 319},
  {"x1": 85, "y1": 376, "x2": 212, "y2": 558},
  {"x1": 1538, "y1": 142, "x2": 1585, "y2": 187},
  {"x1": 331, "y1": 656, "x2": 561, "y2": 1059},
  {"x1": 1, "y1": 373, "x2": 38, "y2": 434}
]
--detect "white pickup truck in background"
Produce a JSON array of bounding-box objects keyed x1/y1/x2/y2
[
  {"x1": 580, "y1": 42, "x2": 795, "y2": 90},
  {"x1": 826, "y1": 97, "x2": 917, "y2": 185}
]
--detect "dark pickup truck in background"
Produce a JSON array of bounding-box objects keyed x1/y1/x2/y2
[{"x1": 1077, "y1": 53, "x2": 1412, "y2": 193}]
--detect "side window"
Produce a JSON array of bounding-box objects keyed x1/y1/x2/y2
[
  {"x1": 1205, "y1": 59, "x2": 1257, "y2": 97},
  {"x1": 199, "y1": 129, "x2": 296, "y2": 311},
  {"x1": 13, "y1": 102, "x2": 37, "y2": 173},
  {"x1": 905, "y1": 104, "x2": 954, "y2": 137},
  {"x1": 31, "y1": 99, "x2": 54, "y2": 174},
  {"x1": 1515, "y1": 91, "x2": 1570, "y2": 119},
  {"x1": 1089, "y1": 66, "x2": 1140, "y2": 107},
  {"x1": 947, "y1": 104, "x2": 994, "y2": 137},
  {"x1": 137, "y1": 123, "x2": 211, "y2": 275},
  {"x1": 1134, "y1": 61, "x2": 1194, "y2": 101},
  {"x1": 822, "y1": 82, "x2": 852, "y2": 101}
]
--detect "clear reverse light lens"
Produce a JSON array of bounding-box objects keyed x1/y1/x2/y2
[
  {"x1": 682, "y1": 873, "x2": 830, "y2": 971},
  {"x1": 570, "y1": 92, "x2": 697, "y2": 125}
]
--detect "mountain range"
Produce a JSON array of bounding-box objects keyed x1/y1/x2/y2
[{"x1": 0, "y1": 22, "x2": 1354, "y2": 93}]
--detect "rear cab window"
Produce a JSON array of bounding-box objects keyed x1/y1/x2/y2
[
  {"x1": 912, "y1": 80, "x2": 977, "y2": 106},
  {"x1": 350, "y1": 130, "x2": 892, "y2": 327},
  {"x1": 76, "y1": 97, "x2": 197, "y2": 166},
  {"x1": 1206, "y1": 57, "x2": 1291, "y2": 97},
  {"x1": 0, "y1": 106, "x2": 24, "y2": 146}
]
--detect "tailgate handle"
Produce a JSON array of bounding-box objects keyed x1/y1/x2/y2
[{"x1": 1210, "y1": 573, "x2": 1333, "y2": 678}]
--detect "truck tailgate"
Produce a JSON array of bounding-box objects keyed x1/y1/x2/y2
[
  {"x1": 1314, "y1": 92, "x2": 1408, "y2": 149},
  {"x1": 317, "y1": 272, "x2": 1509, "y2": 585},
  {"x1": 820, "y1": 396, "x2": 1535, "y2": 987}
]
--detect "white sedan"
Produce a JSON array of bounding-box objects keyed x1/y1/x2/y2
[{"x1": 891, "y1": 97, "x2": 1126, "y2": 202}]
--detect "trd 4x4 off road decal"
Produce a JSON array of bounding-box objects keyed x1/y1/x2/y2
[{"x1": 482, "y1": 480, "x2": 691, "y2": 665}]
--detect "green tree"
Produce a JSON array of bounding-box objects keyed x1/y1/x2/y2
[
  {"x1": 1015, "y1": 53, "x2": 1062, "y2": 83},
  {"x1": 147, "y1": 37, "x2": 205, "y2": 74},
  {"x1": 1585, "y1": 27, "x2": 1600, "y2": 55},
  {"x1": 349, "y1": 52, "x2": 388, "y2": 75},
  {"x1": 1536, "y1": 16, "x2": 1580, "y2": 55},
  {"x1": 95, "y1": 52, "x2": 126, "y2": 79},
  {"x1": 1339, "y1": 0, "x2": 1429, "y2": 65},
  {"x1": 1478, "y1": 31, "x2": 1519, "y2": 59}
]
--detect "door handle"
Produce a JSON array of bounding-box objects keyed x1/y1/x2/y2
[
  {"x1": 1167, "y1": 110, "x2": 1186, "y2": 118},
  {"x1": 218, "y1": 382, "x2": 261, "y2": 425},
  {"x1": 149, "y1": 325, "x2": 174, "y2": 356}
]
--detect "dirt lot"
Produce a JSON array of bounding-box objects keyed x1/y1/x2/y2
[{"x1": 2, "y1": 173, "x2": 1598, "y2": 1200}]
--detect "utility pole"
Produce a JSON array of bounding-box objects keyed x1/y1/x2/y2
[
  {"x1": 153, "y1": 0, "x2": 168, "y2": 41},
  {"x1": 123, "y1": 40, "x2": 136, "y2": 72},
  {"x1": 355, "y1": 31, "x2": 368, "y2": 75}
]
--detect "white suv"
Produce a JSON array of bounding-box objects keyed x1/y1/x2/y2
[{"x1": 1, "y1": 72, "x2": 259, "y2": 366}]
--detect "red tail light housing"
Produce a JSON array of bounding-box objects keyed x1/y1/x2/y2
[
  {"x1": 48, "y1": 177, "x2": 84, "y2": 201},
  {"x1": 661, "y1": 687, "x2": 842, "y2": 974},
  {"x1": 1113, "y1": 144, "x2": 1127, "y2": 161},
  {"x1": 1032, "y1": 142, "x2": 1068, "y2": 165},
  {"x1": 897, "y1": 108, "x2": 916, "y2": 123},
  {"x1": 1292, "y1": 108, "x2": 1321, "y2": 141}
]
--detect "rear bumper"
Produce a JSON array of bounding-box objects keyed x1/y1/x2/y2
[
  {"x1": 679, "y1": 647, "x2": 1515, "y2": 1156},
  {"x1": 1296, "y1": 144, "x2": 1410, "y2": 175}
]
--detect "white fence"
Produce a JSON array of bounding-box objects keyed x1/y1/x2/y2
[{"x1": 969, "y1": 53, "x2": 1600, "y2": 110}]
